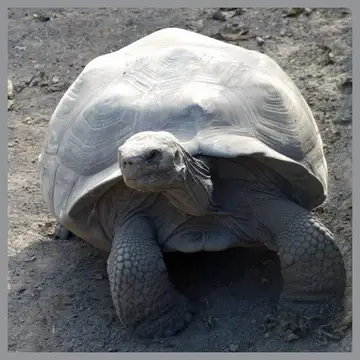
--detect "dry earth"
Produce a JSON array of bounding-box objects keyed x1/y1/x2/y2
[{"x1": 8, "y1": 7, "x2": 352, "y2": 352}]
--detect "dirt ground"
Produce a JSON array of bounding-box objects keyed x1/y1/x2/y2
[{"x1": 7, "y1": 8, "x2": 352, "y2": 352}]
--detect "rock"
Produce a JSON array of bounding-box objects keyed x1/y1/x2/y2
[
  {"x1": 256, "y1": 36, "x2": 265, "y2": 46},
  {"x1": 340, "y1": 76, "x2": 352, "y2": 94},
  {"x1": 263, "y1": 314, "x2": 279, "y2": 331},
  {"x1": 321, "y1": 45, "x2": 335, "y2": 66},
  {"x1": 17, "y1": 287, "x2": 27, "y2": 294},
  {"x1": 23, "y1": 116, "x2": 33, "y2": 124},
  {"x1": 51, "y1": 75, "x2": 59, "y2": 84},
  {"x1": 8, "y1": 100, "x2": 15, "y2": 111},
  {"x1": 235, "y1": 9, "x2": 245, "y2": 15},
  {"x1": 284, "y1": 8, "x2": 304, "y2": 17},
  {"x1": 25, "y1": 255, "x2": 37, "y2": 262},
  {"x1": 219, "y1": 8, "x2": 245, "y2": 17},
  {"x1": 8, "y1": 79, "x2": 14, "y2": 99},
  {"x1": 304, "y1": 8, "x2": 313, "y2": 15},
  {"x1": 212, "y1": 10, "x2": 226, "y2": 21},
  {"x1": 285, "y1": 329, "x2": 300, "y2": 342},
  {"x1": 14, "y1": 45, "x2": 26, "y2": 51},
  {"x1": 215, "y1": 25, "x2": 253, "y2": 42},
  {"x1": 39, "y1": 71, "x2": 46, "y2": 80},
  {"x1": 33, "y1": 13, "x2": 51, "y2": 22},
  {"x1": 229, "y1": 343, "x2": 239, "y2": 352},
  {"x1": 8, "y1": 80, "x2": 15, "y2": 110}
]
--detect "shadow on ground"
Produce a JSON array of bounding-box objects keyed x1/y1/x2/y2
[{"x1": 8, "y1": 235, "x2": 351, "y2": 352}]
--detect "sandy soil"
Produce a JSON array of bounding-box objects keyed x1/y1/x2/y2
[{"x1": 7, "y1": 7, "x2": 352, "y2": 352}]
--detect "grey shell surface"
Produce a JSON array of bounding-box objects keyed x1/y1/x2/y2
[{"x1": 39, "y1": 27, "x2": 327, "y2": 248}]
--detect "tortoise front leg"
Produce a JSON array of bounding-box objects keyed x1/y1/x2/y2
[
  {"x1": 253, "y1": 199, "x2": 346, "y2": 316},
  {"x1": 107, "y1": 216, "x2": 193, "y2": 338}
]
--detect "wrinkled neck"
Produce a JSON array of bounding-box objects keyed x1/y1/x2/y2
[{"x1": 164, "y1": 151, "x2": 214, "y2": 216}]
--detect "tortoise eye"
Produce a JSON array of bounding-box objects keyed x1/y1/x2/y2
[{"x1": 145, "y1": 149, "x2": 161, "y2": 161}]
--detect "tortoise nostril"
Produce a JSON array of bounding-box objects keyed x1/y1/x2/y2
[{"x1": 121, "y1": 158, "x2": 133, "y2": 167}]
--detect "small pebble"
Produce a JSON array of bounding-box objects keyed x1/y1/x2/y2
[
  {"x1": 256, "y1": 36, "x2": 265, "y2": 45},
  {"x1": 25, "y1": 255, "x2": 37, "y2": 262},
  {"x1": 229, "y1": 343, "x2": 239, "y2": 352},
  {"x1": 285, "y1": 8, "x2": 304, "y2": 17},
  {"x1": 51, "y1": 75, "x2": 59, "y2": 84},
  {"x1": 341, "y1": 76, "x2": 352, "y2": 93},
  {"x1": 8, "y1": 100, "x2": 15, "y2": 110},
  {"x1": 212, "y1": 11, "x2": 226, "y2": 21},
  {"x1": 33, "y1": 13, "x2": 51, "y2": 22},
  {"x1": 285, "y1": 330, "x2": 300, "y2": 342},
  {"x1": 17, "y1": 287, "x2": 27, "y2": 294},
  {"x1": 8, "y1": 79, "x2": 14, "y2": 99}
]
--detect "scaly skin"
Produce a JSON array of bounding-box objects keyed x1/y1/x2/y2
[
  {"x1": 251, "y1": 199, "x2": 346, "y2": 316},
  {"x1": 107, "y1": 216, "x2": 194, "y2": 338}
]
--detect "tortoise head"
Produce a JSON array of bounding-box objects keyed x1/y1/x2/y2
[{"x1": 118, "y1": 131, "x2": 187, "y2": 192}]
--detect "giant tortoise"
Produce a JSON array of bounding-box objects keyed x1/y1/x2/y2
[{"x1": 39, "y1": 27, "x2": 346, "y2": 338}]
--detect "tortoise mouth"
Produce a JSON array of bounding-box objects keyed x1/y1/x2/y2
[
  {"x1": 122, "y1": 166, "x2": 183, "y2": 191},
  {"x1": 123, "y1": 167, "x2": 177, "y2": 180}
]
